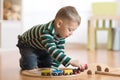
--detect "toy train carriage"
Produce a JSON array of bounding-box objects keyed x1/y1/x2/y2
[
  {"x1": 52, "y1": 69, "x2": 63, "y2": 76},
  {"x1": 41, "y1": 69, "x2": 52, "y2": 76},
  {"x1": 61, "y1": 68, "x2": 73, "y2": 75},
  {"x1": 41, "y1": 68, "x2": 63, "y2": 76},
  {"x1": 61, "y1": 68, "x2": 84, "y2": 75}
]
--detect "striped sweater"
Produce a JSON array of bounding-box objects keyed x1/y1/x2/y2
[{"x1": 20, "y1": 20, "x2": 71, "y2": 68}]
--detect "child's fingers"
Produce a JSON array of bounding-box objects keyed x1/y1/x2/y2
[
  {"x1": 84, "y1": 64, "x2": 88, "y2": 70},
  {"x1": 78, "y1": 64, "x2": 88, "y2": 72},
  {"x1": 78, "y1": 65, "x2": 84, "y2": 72}
]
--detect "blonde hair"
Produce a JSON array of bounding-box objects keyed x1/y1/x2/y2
[{"x1": 55, "y1": 6, "x2": 81, "y2": 25}]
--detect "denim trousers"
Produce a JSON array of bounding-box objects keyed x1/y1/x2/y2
[{"x1": 16, "y1": 37, "x2": 53, "y2": 70}]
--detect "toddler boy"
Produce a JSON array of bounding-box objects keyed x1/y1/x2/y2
[{"x1": 17, "y1": 6, "x2": 85, "y2": 70}]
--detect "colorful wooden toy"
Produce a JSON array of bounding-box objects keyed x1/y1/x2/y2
[
  {"x1": 52, "y1": 69, "x2": 63, "y2": 76},
  {"x1": 62, "y1": 69, "x2": 73, "y2": 75},
  {"x1": 41, "y1": 69, "x2": 52, "y2": 76}
]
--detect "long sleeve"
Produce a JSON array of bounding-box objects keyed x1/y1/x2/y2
[{"x1": 40, "y1": 34, "x2": 71, "y2": 67}]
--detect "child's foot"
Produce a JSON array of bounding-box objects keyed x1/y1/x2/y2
[{"x1": 27, "y1": 68, "x2": 41, "y2": 74}]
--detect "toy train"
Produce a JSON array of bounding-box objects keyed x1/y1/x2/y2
[{"x1": 41, "y1": 64, "x2": 88, "y2": 76}]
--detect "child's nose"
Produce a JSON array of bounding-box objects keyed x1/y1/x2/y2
[{"x1": 69, "y1": 32, "x2": 72, "y2": 35}]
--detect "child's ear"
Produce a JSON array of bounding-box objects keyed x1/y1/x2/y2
[{"x1": 56, "y1": 19, "x2": 63, "y2": 28}]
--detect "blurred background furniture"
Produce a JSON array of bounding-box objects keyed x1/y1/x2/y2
[
  {"x1": 113, "y1": 27, "x2": 120, "y2": 51},
  {"x1": 0, "y1": 0, "x2": 22, "y2": 49},
  {"x1": 87, "y1": 2, "x2": 118, "y2": 50}
]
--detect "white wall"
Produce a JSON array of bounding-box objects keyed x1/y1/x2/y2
[{"x1": 22, "y1": 0, "x2": 116, "y2": 44}]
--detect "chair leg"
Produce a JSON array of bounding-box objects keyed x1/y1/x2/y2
[
  {"x1": 87, "y1": 20, "x2": 90, "y2": 50},
  {"x1": 87, "y1": 30, "x2": 90, "y2": 50},
  {"x1": 107, "y1": 29, "x2": 113, "y2": 50},
  {"x1": 95, "y1": 30, "x2": 97, "y2": 49}
]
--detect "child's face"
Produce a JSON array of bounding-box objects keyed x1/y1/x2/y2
[{"x1": 55, "y1": 19, "x2": 79, "y2": 38}]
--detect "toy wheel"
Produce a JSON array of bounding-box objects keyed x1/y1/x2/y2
[
  {"x1": 52, "y1": 73, "x2": 57, "y2": 76},
  {"x1": 77, "y1": 70, "x2": 81, "y2": 74},
  {"x1": 41, "y1": 73, "x2": 44, "y2": 76},
  {"x1": 70, "y1": 73, "x2": 73, "y2": 75},
  {"x1": 47, "y1": 73, "x2": 50, "y2": 76},
  {"x1": 58, "y1": 73, "x2": 63, "y2": 76},
  {"x1": 64, "y1": 73, "x2": 68, "y2": 75},
  {"x1": 73, "y1": 69, "x2": 77, "y2": 74}
]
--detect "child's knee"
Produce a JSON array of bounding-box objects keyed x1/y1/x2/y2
[{"x1": 19, "y1": 56, "x2": 37, "y2": 70}]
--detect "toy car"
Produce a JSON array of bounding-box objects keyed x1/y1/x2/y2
[
  {"x1": 41, "y1": 69, "x2": 52, "y2": 76},
  {"x1": 52, "y1": 69, "x2": 63, "y2": 76},
  {"x1": 62, "y1": 68, "x2": 73, "y2": 75}
]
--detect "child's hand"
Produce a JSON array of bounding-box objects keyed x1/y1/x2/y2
[{"x1": 69, "y1": 60, "x2": 87, "y2": 71}]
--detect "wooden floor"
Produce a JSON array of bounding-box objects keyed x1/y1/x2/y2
[{"x1": 0, "y1": 43, "x2": 120, "y2": 80}]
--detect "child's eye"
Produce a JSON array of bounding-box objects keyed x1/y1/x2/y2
[{"x1": 68, "y1": 29, "x2": 72, "y2": 31}]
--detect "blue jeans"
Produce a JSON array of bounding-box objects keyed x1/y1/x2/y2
[{"x1": 16, "y1": 37, "x2": 53, "y2": 70}]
